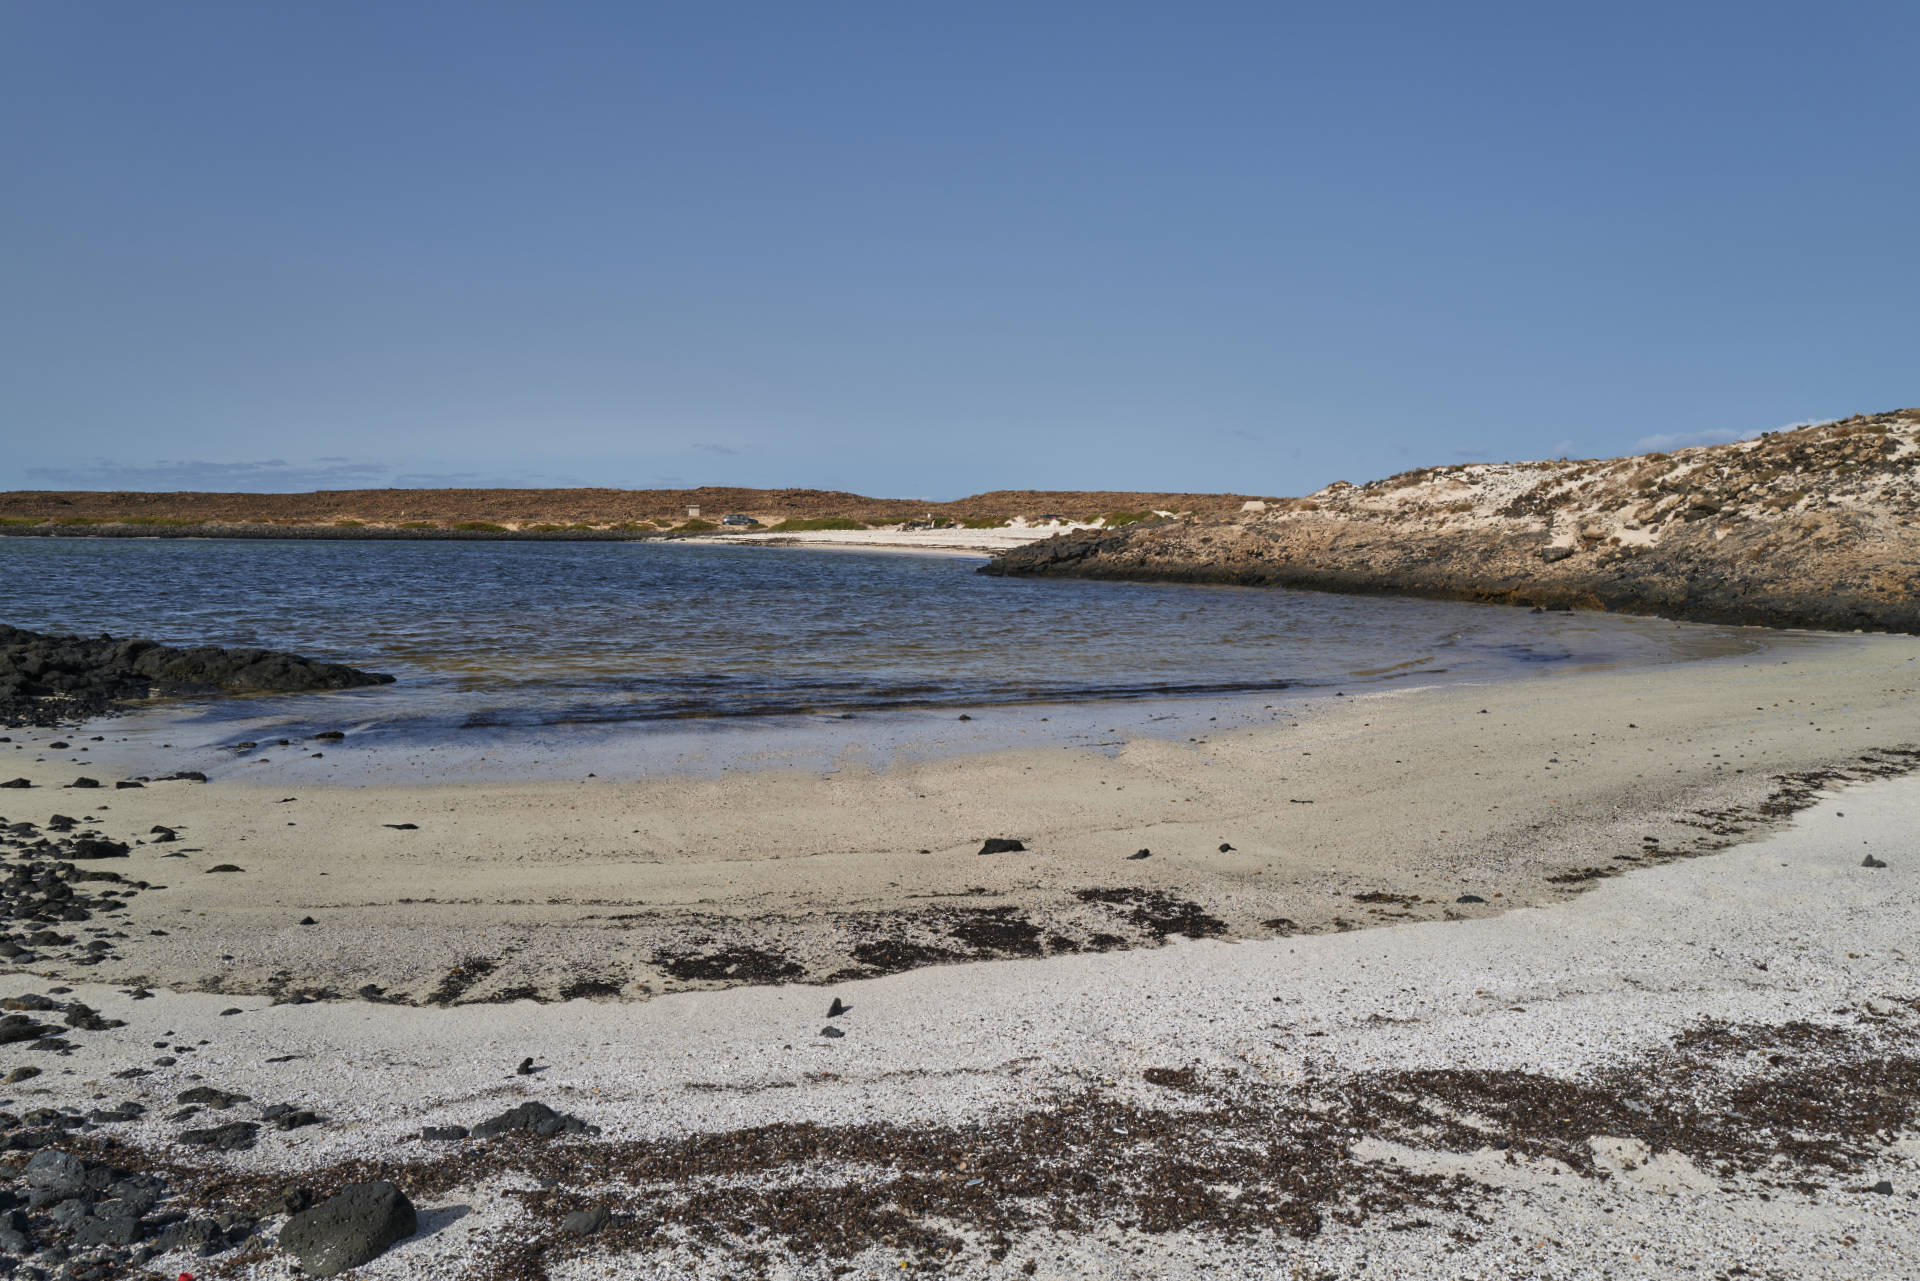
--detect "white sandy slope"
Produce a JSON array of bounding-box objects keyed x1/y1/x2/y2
[
  {"x1": 9, "y1": 771, "x2": 1919, "y2": 1278},
  {"x1": 676, "y1": 524, "x2": 1077, "y2": 555}
]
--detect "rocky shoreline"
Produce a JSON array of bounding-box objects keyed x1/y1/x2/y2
[
  {"x1": 984, "y1": 408, "x2": 1920, "y2": 634},
  {"x1": 0, "y1": 625, "x2": 394, "y2": 729}
]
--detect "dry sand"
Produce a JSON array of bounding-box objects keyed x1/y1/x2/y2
[{"x1": 1, "y1": 632, "x2": 1918, "y2": 1277}]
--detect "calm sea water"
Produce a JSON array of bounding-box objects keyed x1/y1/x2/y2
[{"x1": 1, "y1": 537, "x2": 1783, "y2": 752}]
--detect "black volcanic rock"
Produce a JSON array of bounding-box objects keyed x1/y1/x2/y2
[
  {"x1": 470, "y1": 1101, "x2": 596, "y2": 1139},
  {"x1": 278, "y1": 1181, "x2": 416, "y2": 1277},
  {"x1": 0, "y1": 622, "x2": 395, "y2": 727}
]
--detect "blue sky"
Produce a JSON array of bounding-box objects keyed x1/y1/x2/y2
[{"x1": 3, "y1": 2, "x2": 1915, "y2": 497}]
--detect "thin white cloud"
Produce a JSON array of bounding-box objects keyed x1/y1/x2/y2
[
  {"x1": 24, "y1": 458, "x2": 389, "y2": 491},
  {"x1": 1630, "y1": 416, "x2": 1830, "y2": 453},
  {"x1": 20, "y1": 458, "x2": 597, "y2": 491},
  {"x1": 390, "y1": 471, "x2": 590, "y2": 488}
]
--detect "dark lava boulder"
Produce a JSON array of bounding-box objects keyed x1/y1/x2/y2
[
  {"x1": 24, "y1": 1150, "x2": 88, "y2": 1199},
  {"x1": 0, "y1": 622, "x2": 394, "y2": 726},
  {"x1": 470, "y1": 1100, "x2": 598, "y2": 1139},
  {"x1": 278, "y1": 1180, "x2": 416, "y2": 1277}
]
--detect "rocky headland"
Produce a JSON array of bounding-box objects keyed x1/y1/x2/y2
[
  {"x1": 0, "y1": 625, "x2": 394, "y2": 728},
  {"x1": 984, "y1": 408, "x2": 1920, "y2": 633}
]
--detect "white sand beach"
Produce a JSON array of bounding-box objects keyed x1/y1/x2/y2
[{"x1": 0, "y1": 633, "x2": 1916, "y2": 1277}]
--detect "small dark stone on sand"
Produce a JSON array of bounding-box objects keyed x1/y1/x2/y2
[
  {"x1": 271, "y1": 1185, "x2": 316, "y2": 1216},
  {"x1": 313, "y1": 731, "x2": 346, "y2": 741},
  {"x1": 1218, "y1": 843, "x2": 1234, "y2": 852},
  {"x1": 977, "y1": 838, "x2": 1025, "y2": 855},
  {"x1": 220, "y1": 1008, "x2": 243, "y2": 1016},
  {"x1": 1128, "y1": 849, "x2": 1152, "y2": 860},
  {"x1": 299, "y1": 916, "x2": 317, "y2": 926},
  {"x1": 382, "y1": 823, "x2": 418, "y2": 830},
  {"x1": 1863, "y1": 854, "x2": 1888, "y2": 868},
  {"x1": 0, "y1": 778, "x2": 30, "y2": 789},
  {"x1": 114, "y1": 780, "x2": 143, "y2": 789},
  {"x1": 205, "y1": 864, "x2": 244, "y2": 873},
  {"x1": 828, "y1": 997, "x2": 849, "y2": 1018},
  {"x1": 178, "y1": 1121, "x2": 260, "y2": 1151},
  {"x1": 421, "y1": 1125, "x2": 469, "y2": 1141},
  {"x1": 562, "y1": 1205, "x2": 611, "y2": 1236},
  {"x1": 158, "y1": 771, "x2": 208, "y2": 782},
  {"x1": 1458, "y1": 894, "x2": 1488, "y2": 903},
  {"x1": 1872, "y1": 1179, "x2": 1894, "y2": 1195},
  {"x1": 516, "y1": 1057, "x2": 536, "y2": 1076},
  {"x1": 821, "y1": 1025, "x2": 845, "y2": 1039}
]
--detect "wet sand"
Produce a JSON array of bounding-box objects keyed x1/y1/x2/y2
[{"x1": 0, "y1": 635, "x2": 1913, "y2": 1004}]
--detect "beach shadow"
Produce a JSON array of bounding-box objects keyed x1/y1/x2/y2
[{"x1": 411, "y1": 1204, "x2": 474, "y2": 1242}]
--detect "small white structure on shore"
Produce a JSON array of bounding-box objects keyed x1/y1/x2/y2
[
  {"x1": 1241, "y1": 500, "x2": 1268, "y2": 513},
  {"x1": 687, "y1": 505, "x2": 700, "y2": 518}
]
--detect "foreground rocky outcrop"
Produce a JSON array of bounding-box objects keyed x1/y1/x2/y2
[
  {"x1": 0, "y1": 625, "x2": 394, "y2": 727},
  {"x1": 984, "y1": 408, "x2": 1920, "y2": 633}
]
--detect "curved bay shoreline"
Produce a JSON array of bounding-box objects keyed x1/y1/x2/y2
[
  {"x1": 0, "y1": 635, "x2": 1910, "y2": 1003},
  {"x1": 0, "y1": 634, "x2": 1915, "y2": 1277}
]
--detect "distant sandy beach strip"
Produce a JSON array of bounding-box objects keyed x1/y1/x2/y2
[{"x1": 676, "y1": 525, "x2": 1070, "y2": 555}]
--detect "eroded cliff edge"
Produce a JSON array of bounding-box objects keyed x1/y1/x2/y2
[{"x1": 983, "y1": 408, "x2": 1920, "y2": 633}]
